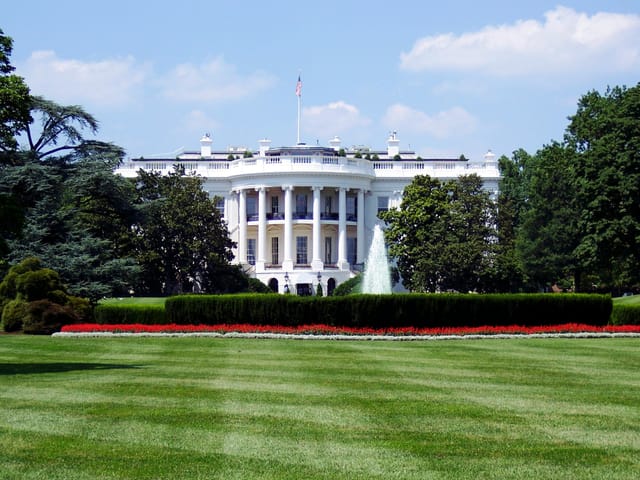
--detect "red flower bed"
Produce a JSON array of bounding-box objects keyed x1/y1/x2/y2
[{"x1": 60, "y1": 323, "x2": 640, "y2": 335}]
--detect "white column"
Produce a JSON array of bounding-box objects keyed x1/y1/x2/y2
[
  {"x1": 282, "y1": 186, "x2": 293, "y2": 271},
  {"x1": 257, "y1": 187, "x2": 266, "y2": 270},
  {"x1": 311, "y1": 186, "x2": 323, "y2": 270},
  {"x1": 238, "y1": 189, "x2": 247, "y2": 264},
  {"x1": 338, "y1": 187, "x2": 348, "y2": 269},
  {"x1": 356, "y1": 189, "x2": 365, "y2": 264}
]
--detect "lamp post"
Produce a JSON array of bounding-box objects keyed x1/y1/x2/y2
[
  {"x1": 284, "y1": 272, "x2": 290, "y2": 294},
  {"x1": 316, "y1": 271, "x2": 322, "y2": 297}
]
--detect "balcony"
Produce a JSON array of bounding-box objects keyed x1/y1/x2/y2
[
  {"x1": 114, "y1": 155, "x2": 500, "y2": 183},
  {"x1": 248, "y1": 212, "x2": 357, "y2": 222}
]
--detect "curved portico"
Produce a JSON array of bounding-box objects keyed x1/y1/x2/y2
[{"x1": 231, "y1": 178, "x2": 371, "y2": 293}]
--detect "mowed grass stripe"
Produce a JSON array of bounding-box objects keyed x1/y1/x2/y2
[{"x1": 1, "y1": 337, "x2": 639, "y2": 479}]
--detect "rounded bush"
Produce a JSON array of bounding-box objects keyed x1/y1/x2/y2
[
  {"x1": 22, "y1": 299, "x2": 79, "y2": 335},
  {"x1": 1, "y1": 299, "x2": 28, "y2": 332}
]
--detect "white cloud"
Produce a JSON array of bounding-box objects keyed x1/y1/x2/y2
[
  {"x1": 182, "y1": 110, "x2": 220, "y2": 136},
  {"x1": 19, "y1": 50, "x2": 148, "y2": 107},
  {"x1": 400, "y1": 6, "x2": 640, "y2": 75},
  {"x1": 160, "y1": 56, "x2": 276, "y2": 102},
  {"x1": 302, "y1": 101, "x2": 371, "y2": 138},
  {"x1": 383, "y1": 104, "x2": 477, "y2": 139}
]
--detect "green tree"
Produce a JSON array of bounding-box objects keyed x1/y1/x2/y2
[
  {"x1": 131, "y1": 166, "x2": 236, "y2": 295},
  {"x1": 439, "y1": 174, "x2": 496, "y2": 293},
  {"x1": 0, "y1": 96, "x2": 140, "y2": 301},
  {"x1": 487, "y1": 150, "x2": 533, "y2": 291},
  {"x1": 380, "y1": 174, "x2": 496, "y2": 292},
  {"x1": 380, "y1": 175, "x2": 448, "y2": 292},
  {"x1": 516, "y1": 142, "x2": 579, "y2": 291},
  {"x1": 566, "y1": 84, "x2": 640, "y2": 293},
  {"x1": 0, "y1": 29, "x2": 31, "y2": 160}
]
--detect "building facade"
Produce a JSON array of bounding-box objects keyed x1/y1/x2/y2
[{"x1": 115, "y1": 133, "x2": 500, "y2": 295}]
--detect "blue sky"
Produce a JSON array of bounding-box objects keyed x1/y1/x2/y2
[{"x1": 4, "y1": 1, "x2": 639, "y2": 161}]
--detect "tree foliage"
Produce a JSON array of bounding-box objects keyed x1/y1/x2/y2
[
  {"x1": 516, "y1": 142, "x2": 580, "y2": 291},
  {"x1": 131, "y1": 166, "x2": 237, "y2": 295},
  {"x1": 498, "y1": 83, "x2": 640, "y2": 293},
  {"x1": 567, "y1": 84, "x2": 640, "y2": 292},
  {"x1": 0, "y1": 257, "x2": 90, "y2": 333},
  {"x1": 380, "y1": 174, "x2": 496, "y2": 293},
  {"x1": 0, "y1": 29, "x2": 31, "y2": 158},
  {"x1": 0, "y1": 98, "x2": 140, "y2": 301}
]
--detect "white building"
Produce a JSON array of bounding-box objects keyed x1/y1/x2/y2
[{"x1": 115, "y1": 133, "x2": 500, "y2": 295}]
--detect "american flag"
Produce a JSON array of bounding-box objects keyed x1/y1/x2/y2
[{"x1": 295, "y1": 75, "x2": 302, "y2": 97}]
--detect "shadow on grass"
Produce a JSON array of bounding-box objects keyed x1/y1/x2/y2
[{"x1": 0, "y1": 363, "x2": 141, "y2": 375}]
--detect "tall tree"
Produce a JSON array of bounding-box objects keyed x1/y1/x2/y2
[
  {"x1": 438, "y1": 175, "x2": 496, "y2": 293},
  {"x1": 516, "y1": 142, "x2": 579, "y2": 291},
  {"x1": 0, "y1": 29, "x2": 30, "y2": 270},
  {"x1": 487, "y1": 150, "x2": 533, "y2": 291},
  {"x1": 0, "y1": 29, "x2": 31, "y2": 160},
  {"x1": 567, "y1": 84, "x2": 640, "y2": 292},
  {"x1": 380, "y1": 175, "x2": 448, "y2": 292},
  {"x1": 131, "y1": 166, "x2": 238, "y2": 295},
  {"x1": 0, "y1": 90, "x2": 140, "y2": 301},
  {"x1": 380, "y1": 174, "x2": 497, "y2": 293}
]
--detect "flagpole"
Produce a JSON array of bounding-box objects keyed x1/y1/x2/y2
[
  {"x1": 296, "y1": 74, "x2": 302, "y2": 144},
  {"x1": 297, "y1": 93, "x2": 300, "y2": 144}
]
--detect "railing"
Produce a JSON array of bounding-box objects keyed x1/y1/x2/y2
[
  {"x1": 114, "y1": 156, "x2": 500, "y2": 180},
  {"x1": 250, "y1": 212, "x2": 356, "y2": 222}
]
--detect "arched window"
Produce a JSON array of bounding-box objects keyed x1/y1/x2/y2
[
  {"x1": 268, "y1": 278, "x2": 279, "y2": 293},
  {"x1": 327, "y1": 278, "x2": 336, "y2": 296}
]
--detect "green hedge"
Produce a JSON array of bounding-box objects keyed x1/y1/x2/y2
[
  {"x1": 165, "y1": 293, "x2": 612, "y2": 328},
  {"x1": 610, "y1": 304, "x2": 640, "y2": 325},
  {"x1": 94, "y1": 304, "x2": 167, "y2": 324}
]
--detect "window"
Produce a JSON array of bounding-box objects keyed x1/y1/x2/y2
[
  {"x1": 215, "y1": 198, "x2": 225, "y2": 218},
  {"x1": 324, "y1": 196, "x2": 332, "y2": 214},
  {"x1": 271, "y1": 237, "x2": 279, "y2": 265},
  {"x1": 296, "y1": 194, "x2": 307, "y2": 217},
  {"x1": 324, "y1": 237, "x2": 332, "y2": 263},
  {"x1": 247, "y1": 238, "x2": 256, "y2": 265},
  {"x1": 246, "y1": 196, "x2": 257, "y2": 220},
  {"x1": 271, "y1": 195, "x2": 279, "y2": 214},
  {"x1": 347, "y1": 237, "x2": 357, "y2": 265},
  {"x1": 296, "y1": 236, "x2": 308, "y2": 264},
  {"x1": 377, "y1": 196, "x2": 389, "y2": 213},
  {"x1": 347, "y1": 195, "x2": 357, "y2": 220}
]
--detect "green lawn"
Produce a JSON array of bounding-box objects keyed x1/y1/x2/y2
[
  {"x1": 1, "y1": 336, "x2": 639, "y2": 479},
  {"x1": 99, "y1": 297, "x2": 166, "y2": 307},
  {"x1": 613, "y1": 294, "x2": 640, "y2": 306}
]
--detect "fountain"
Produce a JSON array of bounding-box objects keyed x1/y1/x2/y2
[{"x1": 361, "y1": 224, "x2": 392, "y2": 294}]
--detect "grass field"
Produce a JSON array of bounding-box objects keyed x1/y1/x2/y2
[
  {"x1": 99, "y1": 297, "x2": 166, "y2": 306},
  {"x1": 1, "y1": 336, "x2": 639, "y2": 479},
  {"x1": 613, "y1": 294, "x2": 640, "y2": 306}
]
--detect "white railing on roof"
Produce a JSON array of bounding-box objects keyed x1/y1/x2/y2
[{"x1": 114, "y1": 156, "x2": 499, "y2": 180}]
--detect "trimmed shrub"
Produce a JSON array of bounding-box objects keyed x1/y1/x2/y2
[
  {"x1": 332, "y1": 275, "x2": 361, "y2": 296},
  {"x1": 1, "y1": 299, "x2": 28, "y2": 332},
  {"x1": 22, "y1": 299, "x2": 79, "y2": 335},
  {"x1": 610, "y1": 304, "x2": 640, "y2": 325},
  {"x1": 0, "y1": 257, "x2": 92, "y2": 333},
  {"x1": 94, "y1": 304, "x2": 167, "y2": 324},
  {"x1": 165, "y1": 293, "x2": 612, "y2": 329},
  {"x1": 247, "y1": 278, "x2": 274, "y2": 294},
  {"x1": 15, "y1": 268, "x2": 62, "y2": 301}
]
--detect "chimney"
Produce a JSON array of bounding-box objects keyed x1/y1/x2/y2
[
  {"x1": 387, "y1": 131, "x2": 400, "y2": 157},
  {"x1": 200, "y1": 133, "x2": 213, "y2": 157},
  {"x1": 259, "y1": 138, "x2": 272, "y2": 156},
  {"x1": 329, "y1": 136, "x2": 342, "y2": 151},
  {"x1": 483, "y1": 149, "x2": 497, "y2": 165}
]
